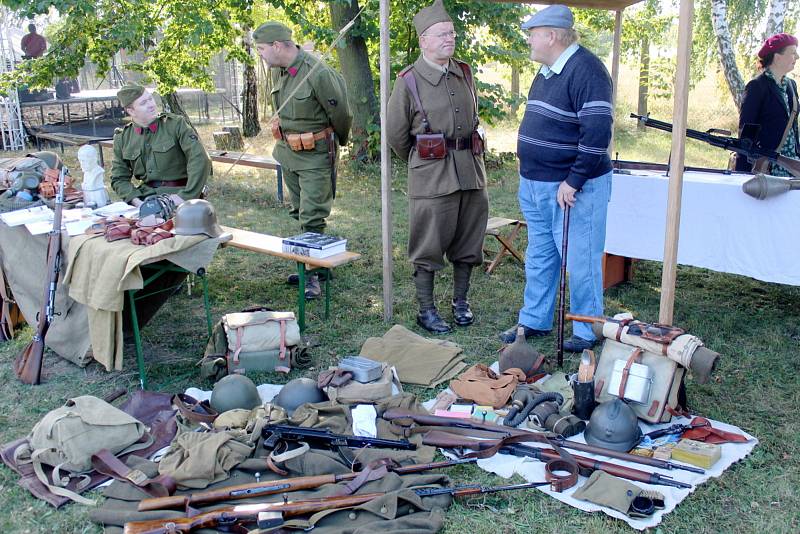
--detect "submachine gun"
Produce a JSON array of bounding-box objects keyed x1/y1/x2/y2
[{"x1": 630, "y1": 113, "x2": 800, "y2": 179}]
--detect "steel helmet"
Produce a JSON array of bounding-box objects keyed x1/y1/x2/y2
[
  {"x1": 173, "y1": 199, "x2": 224, "y2": 238},
  {"x1": 273, "y1": 378, "x2": 326, "y2": 416},
  {"x1": 26, "y1": 151, "x2": 64, "y2": 171},
  {"x1": 584, "y1": 399, "x2": 642, "y2": 452},
  {"x1": 209, "y1": 374, "x2": 262, "y2": 413}
]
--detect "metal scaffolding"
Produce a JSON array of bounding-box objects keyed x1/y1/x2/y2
[{"x1": 0, "y1": 18, "x2": 25, "y2": 151}]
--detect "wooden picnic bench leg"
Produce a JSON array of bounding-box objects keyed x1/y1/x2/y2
[
  {"x1": 323, "y1": 268, "x2": 331, "y2": 320},
  {"x1": 485, "y1": 236, "x2": 509, "y2": 274},
  {"x1": 297, "y1": 262, "x2": 306, "y2": 333}
]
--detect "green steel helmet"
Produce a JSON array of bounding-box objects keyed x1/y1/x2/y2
[
  {"x1": 173, "y1": 199, "x2": 224, "y2": 238},
  {"x1": 26, "y1": 151, "x2": 63, "y2": 171},
  {"x1": 273, "y1": 378, "x2": 326, "y2": 416},
  {"x1": 584, "y1": 399, "x2": 643, "y2": 452},
  {"x1": 209, "y1": 374, "x2": 262, "y2": 413},
  {"x1": 139, "y1": 194, "x2": 176, "y2": 221}
]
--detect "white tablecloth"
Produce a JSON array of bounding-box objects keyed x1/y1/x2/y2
[{"x1": 606, "y1": 170, "x2": 800, "y2": 286}]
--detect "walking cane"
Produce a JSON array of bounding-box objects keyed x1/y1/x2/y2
[{"x1": 557, "y1": 205, "x2": 571, "y2": 368}]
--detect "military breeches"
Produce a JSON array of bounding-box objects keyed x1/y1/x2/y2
[
  {"x1": 282, "y1": 165, "x2": 333, "y2": 233},
  {"x1": 408, "y1": 188, "x2": 489, "y2": 272}
]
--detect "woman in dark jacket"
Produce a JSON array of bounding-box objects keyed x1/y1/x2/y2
[{"x1": 735, "y1": 33, "x2": 800, "y2": 176}]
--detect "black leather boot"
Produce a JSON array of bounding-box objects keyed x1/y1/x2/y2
[
  {"x1": 413, "y1": 269, "x2": 451, "y2": 334},
  {"x1": 452, "y1": 263, "x2": 474, "y2": 326},
  {"x1": 417, "y1": 308, "x2": 452, "y2": 334},
  {"x1": 451, "y1": 299, "x2": 474, "y2": 326}
]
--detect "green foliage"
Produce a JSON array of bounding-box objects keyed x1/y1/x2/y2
[{"x1": 0, "y1": 0, "x2": 255, "y2": 95}]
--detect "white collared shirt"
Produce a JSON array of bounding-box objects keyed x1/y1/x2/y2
[{"x1": 540, "y1": 43, "x2": 580, "y2": 79}]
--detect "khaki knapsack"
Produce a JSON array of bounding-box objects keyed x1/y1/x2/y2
[{"x1": 14, "y1": 395, "x2": 150, "y2": 504}]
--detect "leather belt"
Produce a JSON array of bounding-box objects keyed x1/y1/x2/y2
[
  {"x1": 91, "y1": 449, "x2": 177, "y2": 498},
  {"x1": 412, "y1": 135, "x2": 473, "y2": 150},
  {"x1": 544, "y1": 458, "x2": 580, "y2": 492},
  {"x1": 280, "y1": 126, "x2": 334, "y2": 142},
  {"x1": 148, "y1": 179, "x2": 188, "y2": 188}
]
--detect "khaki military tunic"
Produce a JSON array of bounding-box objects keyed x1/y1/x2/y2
[
  {"x1": 111, "y1": 113, "x2": 211, "y2": 202},
  {"x1": 271, "y1": 49, "x2": 352, "y2": 233},
  {"x1": 387, "y1": 56, "x2": 488, "y2": 271}
]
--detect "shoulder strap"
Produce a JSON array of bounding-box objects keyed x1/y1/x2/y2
[
  {"x1": 776, "y1": 85, "x2": 798, "y2": 155},
  {"x1": 400, "y1": 68, "x2": 433, "y2": 134}
]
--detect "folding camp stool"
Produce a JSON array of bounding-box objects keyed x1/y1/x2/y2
[{"x1": 483, "y1": 217, "x2": 527, "y2": 274}]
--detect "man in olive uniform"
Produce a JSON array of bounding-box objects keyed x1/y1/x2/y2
[
  {"x1": 111, "y1": 84, "x2": 211, "y2": 207},
  {"x1": 387, "y1": 0, "x2": 488, "y2": 334},
  {"x1": 254, "y1": 22, "x2": 352, "y2": 299}
]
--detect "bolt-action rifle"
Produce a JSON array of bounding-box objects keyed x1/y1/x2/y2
[
  {"x1": 123, "y1": 481, "x2": 549, "y2": 534},
  {"x1": 630, "y1": 113, "x2": 800, "y2": 178},
  {"x1": 137, "y1": 457, "x2": 475, "y2": 511},
  {"x1": 14, "y1": 166, "x2": 66, "y2": 385}
]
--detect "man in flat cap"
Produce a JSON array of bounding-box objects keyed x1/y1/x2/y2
[
  {"x1": 111, "y1": 84, "x2": 211, "y2": 206},
  {"x1": 735, "y1": 32, "x2": 799, "y2": 175},
  {"x1": 254, "y1": 21, "x2": 352, "y2": 299},
  {"x1": 499, "y1": 5, "x2": 613, "y2": 353},
  {"x1": 386, "y1": 0, "x2": 488, "y2": 335}
]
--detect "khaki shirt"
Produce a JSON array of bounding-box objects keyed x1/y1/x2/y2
[
  {"x1": 271, "y1": 49, "x2": 352, "y2": 171},
  {"x1": 111, "y1": 113, "x2": 211, "y2": 202},
  {"x1": 387, "y1": 56, "x2": 486, "y2": 199}
]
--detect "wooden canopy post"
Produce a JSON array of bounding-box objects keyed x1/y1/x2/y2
[
  {"x1": 609, "y1": 9, "x2": 623, "y2": 156},
  {"x1": 380, "y1": 0, "x2": 393, "y2": 321},
  {"x1": 658, "y1": 0, "x2": 694, "y2": 325}
]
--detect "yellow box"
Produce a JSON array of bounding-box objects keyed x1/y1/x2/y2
[{"x1": 671, "y1": 439, "x2": 721, "y2": 468}]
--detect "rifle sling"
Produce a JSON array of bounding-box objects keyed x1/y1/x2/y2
[{"x1": 91, "y1": 449, "x2": 176, "y2": 498}]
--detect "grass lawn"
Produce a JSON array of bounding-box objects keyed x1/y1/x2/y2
[{"x1": 0, "y1": 114, "x2": 798, "y2": 533}]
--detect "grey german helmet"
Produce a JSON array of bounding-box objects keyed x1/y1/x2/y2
[
  {"x1": 27, "y1": 151, "x2": 64, "y2": 171},
  {"x1": 173, "y1": 199, "x2": 224, "y2": 238},
  {"x1": 583, "y1": 399, "x2": 642, "y2": 452},
  {"x1": 209, "y1": 374, "x2": 262, "y2": 413},
  {"x1": 273, "y1": 378, "x2": 326, "y2": 416}
]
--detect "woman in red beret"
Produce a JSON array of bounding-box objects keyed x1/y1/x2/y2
[{"x1": 735, "y1": 33, "x2": 799, "y2": 176}]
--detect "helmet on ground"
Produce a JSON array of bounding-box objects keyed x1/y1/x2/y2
[
  {"x1": 26, "y1": 151, "x2": 64, "y2": 171},
  {"x1": 584, "y1": 398, "x2": 642, "y2": 452},
  {"x1": 273, "y1": 378, "x2": 326, "y2": 416},
  {"x1": 173, "y1": 199, "x2": 223, "y2": 238},
  {"x1": 210, "y1": 374, "x2": 262, "y2": 413}
]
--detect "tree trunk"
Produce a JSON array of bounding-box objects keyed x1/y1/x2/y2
[
  {"x1": 241, "y1": 27, "x2": 260, "y2": 138},
  {"x1": 511, "y1": 66, "x2": 520, "y2": 111},
  {"x1": 329, "y1": 0, "x2": 379, "y2": 161},
  {"x1": 711, "y1": 0, "x2": 745, "y2": 109},
  {"x1": 764, "y1": 0, "x2": 787, "y2": 38},
  {"x1": 637, "y1": 36, "x2": 650, "y2": 129},
  {"x1": 162, "y1": 92, "x2": 192, "y2": 125}
]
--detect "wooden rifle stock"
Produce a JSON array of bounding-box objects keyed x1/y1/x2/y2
[
  {"x1": 138, "y1": 458, "x2": 475, "y2": 511},
  {"x1": 14, "y1": 167, "x2": 66, "y2": 385}
]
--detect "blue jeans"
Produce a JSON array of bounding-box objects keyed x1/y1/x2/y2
[{"x1": 517, "y1": 173, "x2": 611, "y2": 341}]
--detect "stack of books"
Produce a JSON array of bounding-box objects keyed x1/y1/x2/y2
[{"x1": 282, "y1": 232, "x2": 347, "y2": 258}]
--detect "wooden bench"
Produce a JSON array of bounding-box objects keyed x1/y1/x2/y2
[
  {"x1": 99, "y1": 141, "x2": 285, "y2": 202},
  {"x1": 220, "y1": 226, "x2": 361, "y2": 332}
]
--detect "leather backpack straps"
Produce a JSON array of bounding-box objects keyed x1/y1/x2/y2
[{"x1": 400, "y1": 67, "x2": 433, "y2": 134}]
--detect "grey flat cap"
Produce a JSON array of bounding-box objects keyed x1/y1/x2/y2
[{"x1": 522, "y1": 4, "x2": 574, "y2": 30}]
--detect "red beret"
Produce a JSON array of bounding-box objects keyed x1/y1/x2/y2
[{"x1": 758, "y1": 33, "x2": 798, "y2": 58}]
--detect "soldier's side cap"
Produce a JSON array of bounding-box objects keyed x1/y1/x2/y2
[
  {"x1": 413, "y1": 0, "x2": 453, "y2": 35},
  {"x1": 521, "y1": 4, "x2": 574, "y2": 30},
  {"x1": 253, "y1": 21, "x2": 293, "y2": 44},
  {"x1": 117, "y1": 83, "x2": 146, "y2": 108}
]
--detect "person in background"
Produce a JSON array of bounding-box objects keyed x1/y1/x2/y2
[
  {"x1": 735, "y1": 33, "x2": 799, "y2": 176},
  {"x1": 20, "y1": 23, "x2": 46, "y2": 59},
  {"x1": 499, "y1": 4, "x2": 612, "y2": 353},
  {"x1": 110, "y1": 83, "x2": 211, "y2": 207}
]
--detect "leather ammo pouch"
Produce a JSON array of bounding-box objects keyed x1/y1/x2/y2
[
  {"x1": 222, "y1": 310, "x2": 302, "y2": 374},
  {"x1": 270, "y1": 119, "x2": 282, "y2": 141},
  {"x1": 416, "y1": 133, "x2": 447, "y2": 160},
  {"x1": 300, "y1": 132, "x2": 316, "y2": 150},
  {"x1": 593, "y1": 339, "x2": 685, "y2": 423},
  {"x1": 471, "y1": 129, "x2": 485, "y2": 156},
  {"x1": 286, "y1": 133, "x2": 304, "y2": 151}
]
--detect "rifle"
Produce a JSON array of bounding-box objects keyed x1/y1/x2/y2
[
  {"x1": 262, "y1": 424, "x2": 416, "y2": 451},
  {"x1": 124, "y1": 481, "x2": 548, "y2": 534},
  {"x1": 14, "y1": 166, "x2": 66, "y2": 385},
  {"x1": 630, "y1": 113, "x2": 800, "y2": 178},
  {"x1": 422, "y1": 430, "x2": 692, "y2": 490},
  {"x1": 383, "y1": 408, "x2": 704, "y2": 474},
  {"x1": 137, "y1": 457, "x2": 475, "y2": 511}
]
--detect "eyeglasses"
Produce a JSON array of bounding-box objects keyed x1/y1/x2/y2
[{"x1": 424, "y1": 30, "x2": 457, "y2": 40}]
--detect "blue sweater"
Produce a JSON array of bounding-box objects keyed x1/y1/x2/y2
[{"x1": 517, "y1": 46, "x2": 613, "y2": 189}]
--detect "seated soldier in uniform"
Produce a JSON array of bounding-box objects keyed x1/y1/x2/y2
[{"x1": 111, "y1": 83, "x2": 212, "y2": 207}]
